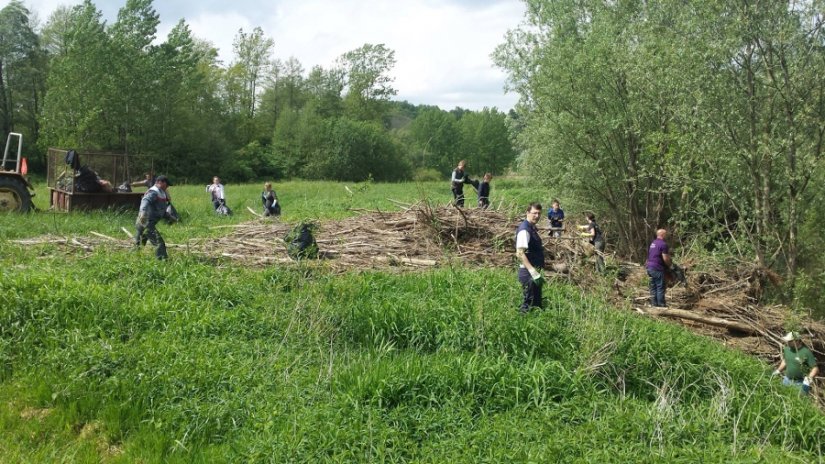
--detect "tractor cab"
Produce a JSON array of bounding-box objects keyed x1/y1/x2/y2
[{"x1": 0, "y1": 132, "x2": 34, "y2": 212}]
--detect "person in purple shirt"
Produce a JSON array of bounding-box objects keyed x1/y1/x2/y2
[{"x1": 645, "y1": 229, "x2": 672, "y2": 307}]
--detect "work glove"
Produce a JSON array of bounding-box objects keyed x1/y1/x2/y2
[
  {"x1": 137, "y1": 213, "x2": 148, "y2": 227},
  {"x1": 771, "y1": 369, "x2": 781, "y2": 377},
  {"x1": 803, "y1": 376, "x2": 811, "y2": 387},
  {"x1": 529, "y1": 269, "x2": 545, "y2": 286}
]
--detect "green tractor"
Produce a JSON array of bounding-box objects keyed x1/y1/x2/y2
[{"x1": 0, "y1": 132, "x2": 34, "y2": 212}]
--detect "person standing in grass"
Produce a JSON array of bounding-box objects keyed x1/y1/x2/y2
[
  {"x1": 262, "y1": 182, "x2": 280, "y2": 217},
  {"x1": 206, "y1": 176, "x2": 230, "y2": 215},
  {"x1": 135, "y1": 175, "x2": 171, "y2": 260},
  {"x1": 578, "y1": 213, "x2": 605, "y2": 274},
  {"x1": 450, "y1": 160, "x2": 476, "y2": 207},
  {"x1": 645, "y1": 228, "x2": 671, "y2": 307},
  {"x1": 547, "y1": 200, "x2": 565, "y2": 237},
  {"x1": 516, "y1": 202, "x2": 545, "y2": 313},
  {"x1": 774, "y1": 332, "x2": 819, "y2": 395},
  {"x1": 477, "y1": 173, "x2": 492, "y2": 209}
]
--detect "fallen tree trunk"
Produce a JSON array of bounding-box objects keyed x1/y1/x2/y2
[{"x1": 641, "y1": 307, "x2": 762, "y2": 335}]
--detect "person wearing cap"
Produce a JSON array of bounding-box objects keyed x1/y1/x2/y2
[
  {"x1": 516, "y1": 202, "x2": 545, "y2": 313},
  {"x1": 773, "y1": 332, "x2": 819, "y2": 395},
  {"x1": 645, "y1": 228, "x2": 671, "y2": 307},
  {"x1": 135, "y1": 175, "x2": 171, "y2": 259}
]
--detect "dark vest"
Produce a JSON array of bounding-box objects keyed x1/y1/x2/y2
[{"x1": 517, "y1": 220, "x2": 544, "y2": 268}]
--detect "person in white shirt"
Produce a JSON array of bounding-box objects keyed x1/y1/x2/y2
[{"x1": 206, "y1": 176, "x2": 228, "y2": 213}]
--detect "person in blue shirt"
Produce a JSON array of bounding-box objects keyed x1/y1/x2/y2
[
  {"x1": 645, "y1": 229, "x2": 671, "y2": 307},
  {"x1": 547, "y1": 200, "x2": 565, "y2": 237}
]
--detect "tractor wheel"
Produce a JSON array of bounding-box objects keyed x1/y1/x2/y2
[{"x1": 0, "y1": 175, "x2": 32, "y2": 212}]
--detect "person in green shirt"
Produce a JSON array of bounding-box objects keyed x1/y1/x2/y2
[{"x1": 773, "y1": 331, "x2": 819, "y2": 394}]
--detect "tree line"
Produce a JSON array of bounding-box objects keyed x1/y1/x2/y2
[
  {"x1": 495, "y1": 0, "x2": 825, "y2": 306},
  {"x1": 0, "y1": 0, "x2": 516, "y2": 183}
]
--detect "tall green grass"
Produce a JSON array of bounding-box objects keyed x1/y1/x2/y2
[
  {"x1": 1, "y1": 245, "x2": 823, "y2": 462},
  {"x1": 1, "y1": 180, "x2": 823, "y2": 462}
]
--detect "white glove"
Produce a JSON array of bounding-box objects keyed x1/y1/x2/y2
[
  {"x1": 529, "y1": 269, "x2": 541, "y2": 280},
  {"x1": 771, "y1": 369, "x2": 781, "y2": 377},
  {"x1": 803, "y1": 376, "x2": 811, "y2": 387},
  {"x1": 137, "y1": 213, "x2": 148, "y2": 226}
]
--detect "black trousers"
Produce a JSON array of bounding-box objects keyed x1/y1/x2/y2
[
  {"x1": 452, "y1": 186, "x2": 465, "y2": 207},
  {"x1": 518, "y1": 267, "x2": 543, "y2": 312}
]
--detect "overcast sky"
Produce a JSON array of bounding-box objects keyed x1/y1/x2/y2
[{"x1": 21, "y1": 0, "x2": 525, "y2": 111}]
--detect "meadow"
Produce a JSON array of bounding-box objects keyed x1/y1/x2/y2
[{"x1": 1, "y1": 179, "x2": 823, "y2": 463}]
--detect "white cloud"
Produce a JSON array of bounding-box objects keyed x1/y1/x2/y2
[{"x1": 22, "y1": 0, "x2": 524, "y2": 110}]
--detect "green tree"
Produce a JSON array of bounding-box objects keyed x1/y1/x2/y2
[
  {"x1": 227, "y1": 27, "x2": 274, "y2": 144},
  {"x1": 456, "y1": 108, "x2": 515, "y2": 176},
  {"x1": 338, "y1": 43, "x2": 397, "y2": 122},
  {"x1": 0, "y1": 0, "x2": 43, "y2": 145},
  {"x1": 406, "y1": 107, "x2": 459, "y2": 173},
  {"x1": 40, "y1": 0, "x2": 112, "y2": 149}
]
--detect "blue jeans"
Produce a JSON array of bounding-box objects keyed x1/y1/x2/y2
[
  {"x1": 782, "y1": 376, "x2": 811, "y2": 395},
  {"x1": 518, "y1": 267, "x2": 543, "y2": 312},
  {"x1": 647, "y1": 268, "x2": 666, "y2": 307}
]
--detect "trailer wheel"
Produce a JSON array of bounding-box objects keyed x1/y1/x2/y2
[{"x1": 0, "y1": 176, "x2": 32, "y2": 212}]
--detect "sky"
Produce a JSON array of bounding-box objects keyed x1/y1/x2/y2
[{"x1": 21, "y1": 0, "x2": 526, "y2": 111}]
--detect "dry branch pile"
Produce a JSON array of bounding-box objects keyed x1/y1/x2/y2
[
  {"x1": 200, "y1": 202, "x2": 574, "y2": 269},
  {"x1": 618, "y1": 258, "x2": 825, "y2": 370}
]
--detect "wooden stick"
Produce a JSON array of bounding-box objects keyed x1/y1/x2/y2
[
  {"x1": 121, "y1": 227, "x2": 134, "y2": 239},
  {"x1": 246, "y1": 206, "x2": 263, "y2": 218},
  {"x1": 641, "y1": 307, "x2": 762, "y2": 335},
  {"x1": 90, "y1": 231, "x2": 117, "y2": 241}
]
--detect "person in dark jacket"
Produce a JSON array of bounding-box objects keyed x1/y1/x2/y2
[
  {"x1": 477, "y1": 173, "x2": 492, "y2": 209},
  {"x1": 579, "y1": 213, "x2": 605, "y2": 273},
  {"x1": 135, "y1": 175, "x2": 171, "y2": 260},
  {"x1": 450, "y1": 160, "x2": 475, "y2": 207},
  {"x1": 516, "y1": 202, "x2": 545, "y2": 313},
  {"x1": 262, "y1": 182, "x2": 281, "y2": 217}
]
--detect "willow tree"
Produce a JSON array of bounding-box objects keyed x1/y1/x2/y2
[{"x1": 496, "y1": 0, "x2": 825, "y2": 277}]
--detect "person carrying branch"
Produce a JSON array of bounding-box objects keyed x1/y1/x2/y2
[
  {"x1": 645, "y1": 228, "x2": 671, "y2": 307},
  {"x1": 135, "y1": 175, "x2": 172, "y2": 260},
  {"x1": 516, "y1": 202, "x2": 545, "y2": 313},
  {"x1": 774, "y1": 331, "x2": 819, "y2": 395}
]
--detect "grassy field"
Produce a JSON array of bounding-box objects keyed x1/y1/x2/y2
[{"x1": 1, "y1": 180, "x2": 823, "y2": 462}]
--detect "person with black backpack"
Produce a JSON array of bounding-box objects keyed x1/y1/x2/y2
[{"x1": 135, "y1": 175, "x2": 172, "y2": 260}]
